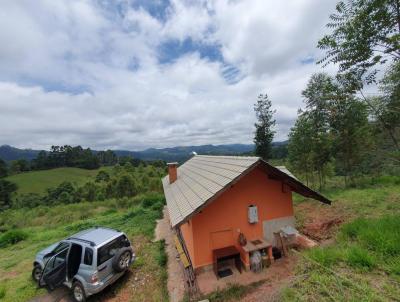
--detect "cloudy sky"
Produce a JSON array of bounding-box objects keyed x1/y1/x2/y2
[{"x1": 0, "y1": 0, "x2": 337, "y2": 151}]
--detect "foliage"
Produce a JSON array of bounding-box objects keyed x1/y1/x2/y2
[
  {"x1": 253, "y1": 94, "x2": 276, "y2": 160},
  {"x1": 374, "y1": 61, "x2": 400, "y2": 151},
  {"x1": 31, "y1": 145, "x2": 100, "y2": 170},
  {"x1": 155, "y1": 239, "x2": 168, "y2": 267},
  {"x1": 318, "y1": 0, "x2": 400, "y2": 83},
  {"x1": 4, "y1": 163, "x2": 163, "y2": 210},
  {"x1": 0, "y1": 159, "x2": 8, "y2": 178},
  {"x1": 10, "y1": 159, "x2": 30, "y2": 174},
  {"x1": 330, "y1": 95, "x2": 371, "y2": 184},
  {"x1": 0, "y1": 230, "x2": 28, "y2": 248},
  {"x1": 0, "y1": 179, "x2": 17, "y2": 210},
  {"x1": 12, "y1": 193, "x2": 43, "y2": 209},
  {"x1": 96, "y1": 150, "x2": 118, "y2": 166},
  {"x1": 288, "y1": 114, "x2": 315, "y2": 185},
  {"x1": 95, "y1": 170, "x2": 110, "y2": 182}
]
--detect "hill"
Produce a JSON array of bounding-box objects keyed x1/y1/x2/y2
[
  {"x1": 5, "y1": 167, "x2": 111, "y2": 195},
  {"x1": 0, "y1": 142, "x2": 288, "y2": 163},
  {"x1": 0, "y1": 145, "x2": 40, "y2": 161}
]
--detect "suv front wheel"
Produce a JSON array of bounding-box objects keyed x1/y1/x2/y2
[
  {"x1": 72, "y1": 281, "x2": 86, "y2": 302},
  {"x1": 32, "y1": 265, "x2": 42, "y2": 282}
]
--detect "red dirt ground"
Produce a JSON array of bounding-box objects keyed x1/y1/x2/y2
[{"x1": 295, "y1": 201, "x2": 348, "y2": 241}]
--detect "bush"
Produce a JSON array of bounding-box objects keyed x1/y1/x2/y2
[
  {"x1": 0, "y1": 229, "x2": 28, "y2": 248},
  {"x1": 13, "y1": 193, "x2": 43, "y2": 209},
  {"x1": 0, "y1": 286, "x2": 5, "y2": 299},
  {"x1": 155, "y1": 240, "x2": 167, "y2": 267},
  {"x1": 346, "y1": 246, "x2": 376, "y2": 270},
  {"x1": 95, "y1": 170, "x2": 110, "y2": 182},
  {"x1": 141, "y1": 193, "x2": 165, "y2": 208}
]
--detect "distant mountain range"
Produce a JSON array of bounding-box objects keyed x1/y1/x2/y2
[{"x1": 0, "y1": 141, "x2": 288, "y2": 163}]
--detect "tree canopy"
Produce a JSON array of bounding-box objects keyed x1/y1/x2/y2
[
  {"x1": 253, "y1": 94, "x2": 276, "y2": 160},
  {"x1": 318, "y1": 0, "x2": 400, "y2": 83}
]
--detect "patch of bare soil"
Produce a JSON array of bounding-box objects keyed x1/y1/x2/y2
[{"x1": 295, "y1": 201, "x2": 348, "y2": 242}]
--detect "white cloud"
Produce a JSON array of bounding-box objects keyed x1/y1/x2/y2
[{"x1": 0, "y1": 0, "x2": 339, "y2": 150}]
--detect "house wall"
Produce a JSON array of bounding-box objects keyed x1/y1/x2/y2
[
  {"x1": 180, "y1": 218, "x2": 195, "y2": 265},
  {"x1": 189, "y1": 166, "x2": 294, "y2": 269}
]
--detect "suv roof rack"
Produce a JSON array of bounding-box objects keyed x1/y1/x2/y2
[
  {"x1": 68, "y1": 237, "x2": 96, "y2": 247},
  {"x1": 94, "y1": 226, "x2": 121, "y2": 232}
]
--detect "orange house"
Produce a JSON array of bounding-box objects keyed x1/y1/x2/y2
[{"x1": 162, "y1": 155, "x2": 330, "y2": 272}]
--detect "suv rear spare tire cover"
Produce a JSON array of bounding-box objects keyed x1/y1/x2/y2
[{"x1": 112, "y1": 247, "x2": 132, "y2": 272}]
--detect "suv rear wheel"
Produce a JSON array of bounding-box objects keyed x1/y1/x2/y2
[
  {"x1": 72, "y1": 281, "x2": 86, "y2": 302},
  {"x1": 112, "y1": 248, "x2": 132, "y2": 272}
]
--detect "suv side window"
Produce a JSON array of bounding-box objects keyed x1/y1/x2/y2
[
  {"x1": 84, "y1": 247, "x2": 93, "y2": 265},
  {"x1": 97, "y1": 235, "x2": 130, "y2": 266},
  {"x1": 44, "y1": 248, "x2": 68, "y2": 274}
]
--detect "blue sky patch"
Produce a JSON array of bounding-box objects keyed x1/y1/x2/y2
[
  {"x1": 158, "y1": 38, "x2": 223, "y2": 64},
  {"x1": 130, "y1": 0, "x2": 171, "y2": 22},
  {"x1": 300, "y1": 56, "x2": 315, "y2": 65}
]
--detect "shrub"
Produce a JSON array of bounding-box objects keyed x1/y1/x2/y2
[
  {"x1": 95, "y1": 170, "x2": 110, "y2": 182},
  {"x1": 13, "y1": 193, "x2": 43, "y2": 209},
  {"x1": 155, "y1": 240, "x2": 167, "y2": 267},
  {"x1": 0, "y1": 286, "x2": 5, "y2": 299},
  {"x1": 0, "y1": 229, "x2": 28, "y2": 248},
  {"x1": 141, "y1": 193, "x2": 165, "y2": 208},
  {"x1": 346, "y1": 246, "x2": 376, "y2": 270}
]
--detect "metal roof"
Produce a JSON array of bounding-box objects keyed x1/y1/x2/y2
[{"x1": 162, "y1": 155, "x2": 331, "y2": 227}]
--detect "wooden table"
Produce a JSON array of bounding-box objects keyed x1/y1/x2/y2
[{"x1": 212, "y1": 246, "x2": 242, "y2": 278}]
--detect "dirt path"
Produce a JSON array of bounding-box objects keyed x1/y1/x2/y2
[
  {"x1": 240, "y1": 257, "x2": 297, "y2": 302},
  {"x1": 30, "y1": 287, "x2": 72, "y2": 302},
  {"x1": 154, "y1": 207, "x2": 185, "y2": 302}
]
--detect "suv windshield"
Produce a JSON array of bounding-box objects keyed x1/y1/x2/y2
[
  {"x1": 97, "y1": 235, "x2": 130, "y2": 266},
  {"x1": 53, "y1": 242, "x2": 69, "y2": 254}
]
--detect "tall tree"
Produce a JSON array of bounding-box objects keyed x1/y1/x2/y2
[
  {"x1": 253, "y1": 94, "x2": 276, "y2": 160},
  {"x1": 302, "y1": 73, "x2": 334, "y2": 189},
  {"x1": 329, "y1": 95, "x2": 371, "y2": 185},
  {"x1": 288, "y1": 112, "x2": 315, "y2": 185},
  {"x1": 318, "y1": 0, "x2": 400, "y2": 150},
  {"x1": 376, "y1": 61, "x2": 400, "y2": 151}
]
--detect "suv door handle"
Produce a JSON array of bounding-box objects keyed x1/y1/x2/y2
[{"x1": 98, "y1": 265, "x2": 107, "y2": 272}]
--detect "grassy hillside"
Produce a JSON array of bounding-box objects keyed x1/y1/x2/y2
[
  {"x1": 6, "y1": 167, "x2": 112, "y2": 195},
  {"x1": 281, "y1": 176, "x2": 400, "y2": 301},
  {"x1": 0, "y1": 194, "x2": 168, "y2": 302}
]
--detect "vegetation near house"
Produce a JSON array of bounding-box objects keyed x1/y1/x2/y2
[{"x1": 0, "y1": 162, "x2": 168, "y2": 301}]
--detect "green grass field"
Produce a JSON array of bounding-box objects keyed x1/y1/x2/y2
[
  {"x1": 0, "y1": 193, "x2": 168, "y2": 302},
  {"x1": 5, "y1": 167, "x2": 113, "y2": 195}
]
